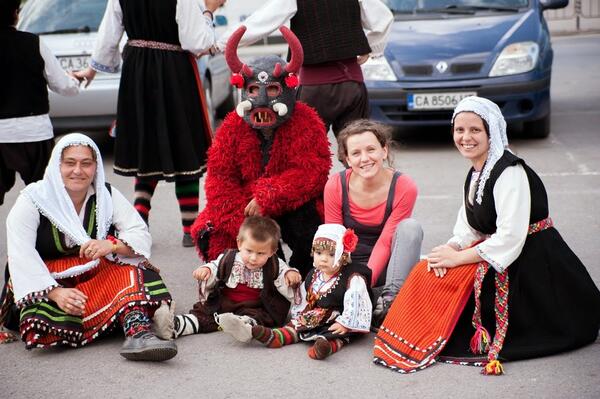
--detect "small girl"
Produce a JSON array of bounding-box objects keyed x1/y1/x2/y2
[{"x1": 221, "y1": 223, "x2": 373, "y2": 360}]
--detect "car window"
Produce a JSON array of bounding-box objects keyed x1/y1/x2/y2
[
  {"x1": 18, "y1": 0, "x2": 107, "y2": 34},
  {"x1": 384, "y1": 0, "x2": 528, "y2": 13}
]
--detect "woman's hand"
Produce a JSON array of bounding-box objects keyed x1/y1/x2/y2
[
  {"x1": 284, "y1": 270, "x2": 302, "y2": 288},
  {"x1": 328, "y1": 322, "x2": 349, "y2": 335},
  {"x1": 48, "y1": 287, "x2": 88, "y2": 316},
  {"x1": 72, "y1": 67, "x2": 97, "y2": 88},
  {"x1": 427, "y1": 244, "x2": 462, "y2": 278},
  {"x1": 80, "y1": 239, "x2": 113, "y2": 260},
  {"x1": 193, "y1": 266, "x2": 211, "y2": 281}
]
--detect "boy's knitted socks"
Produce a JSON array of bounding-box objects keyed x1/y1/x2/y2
[
  {"x1": 251, "y1": 325, "x2": 298, "y2": 348},
  {"x1": 308, "y1": 337, "x2": 345, "y2": 360}
]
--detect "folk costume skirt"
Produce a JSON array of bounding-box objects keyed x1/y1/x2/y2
[{"x1": 19, "y1": 256, "x2": 171, "y2": 349}]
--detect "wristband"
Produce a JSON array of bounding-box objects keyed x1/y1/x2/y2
[{"x1": 107, "y1": 235, "x2": 118, "y2": 253}]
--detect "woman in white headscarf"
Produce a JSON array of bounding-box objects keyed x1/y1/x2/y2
[
  {"x1": 0, "y1": 133, "x2": 176, "y2": 361},
  {"x1": 373, "y1": 96, "x2": 600, "y2": 375}
]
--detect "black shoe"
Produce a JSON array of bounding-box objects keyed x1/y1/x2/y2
[
  {"x1": 371, "y1": 297, "x2": 393, "y2": 333},
  {"x1": 120, "y1": 331, "x2": 177, "y2": 361},
  {"x1": 182, "y1": 233, "x2": 194, "y2": 247}
]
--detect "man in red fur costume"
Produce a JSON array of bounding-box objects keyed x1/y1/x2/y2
[{"x1": 191, "y1": 26, "x2": 331, "y2": 277}]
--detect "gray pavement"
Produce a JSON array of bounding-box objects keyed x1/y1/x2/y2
[{"x1": 1, "y1": 34, "x2": 599, "y2": 399}]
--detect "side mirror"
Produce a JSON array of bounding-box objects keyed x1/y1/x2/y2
[
  {"x1": 540, "y1": 0, "x2": 568, "y2": 11},
  {"x1": 214, "y1": 15, "x2": 228, "y2": 27}
]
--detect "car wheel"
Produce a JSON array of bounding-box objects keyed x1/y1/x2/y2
[
  {"x1": 523, "y1": 114, "x2": 550, "y2": 139},
  {"x1": 217, "y1": 86, "x2": 238, "y2": 119},
  {"x1": 203, "y1": 78, "x2": 216, "y2": 132}
]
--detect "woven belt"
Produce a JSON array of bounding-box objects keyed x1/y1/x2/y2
[
  {"x1": 528, "y1": 217, "x2": 553, "y2": 235},
  {"x1": 127, "y1": 39, "x2": 184, "y2": 52}
]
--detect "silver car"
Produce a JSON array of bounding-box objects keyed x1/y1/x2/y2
[{"x1": 18, "y1": 0, "x2": 235, "y2": 133}]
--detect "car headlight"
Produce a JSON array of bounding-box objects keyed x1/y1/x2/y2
[
  {"x1": 361, "y1": 56, "x2": 397, "y2": 81},
  {"x1": 489, "y1": 42, "x2": 539, "y2": 77}
]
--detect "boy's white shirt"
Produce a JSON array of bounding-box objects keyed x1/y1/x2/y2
[{"x1": 201, "y1": 252, "x2": 298, "y2": 302}]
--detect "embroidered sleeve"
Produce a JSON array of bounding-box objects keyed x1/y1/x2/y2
[
  {"x1": 203, "y1": 254, "x2": 223, "y2": 292},
  {"x1": 91, "y1": 0, "x2": 124, "y2": 73},
  {"x1": 40, "y1": 39, "x2": 79, "y2": 96},
  {"x1": 176, "y1": 0, "x2": 216, "y2": 54},
  {"x1": 476, "y1": 165, "x2": 530, "y2": 273},
  {"x1": 290, "y1": 283, "x2": 308, "y2": 319},
  {"x1": 273, "y1": 259, "x2": 299, "y2": 302},
  {"x1": 6, "y1": 195, "x2": 59, "y2": 306},
  {"x1": 335, "y1": 274, "x2": 372, "y2": 333},
  {"x1": 448, "y1": 203, "x2": 484, "y2": 250}
]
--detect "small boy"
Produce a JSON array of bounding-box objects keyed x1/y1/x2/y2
[
  {"x1": 222, "y1": 224, "x2": 373, "y2": 360},
  {"x1": 154, "y1": 216, "x2": 301, "y2": 339},
  {"x1": 0, "y1": 0, "x2": 80, "y2": 205}
]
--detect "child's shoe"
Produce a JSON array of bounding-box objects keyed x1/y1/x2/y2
[
  {"x1": 152, "y1": 300, "x2": 175, "y2": 340},
  {"x1": 216, "y1": 313, "x2": 253, "y2": 343}
]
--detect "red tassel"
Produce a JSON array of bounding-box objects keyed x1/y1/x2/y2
[
  {"x1": 469, "y1": 325, "x2": 490, "y2": 354},
  {"x1": 285, "y1": 74, "x2": 299, "y2": 88},
  {"x1": 0, "y1": 330, "x2": 18, "y2": 344},
  {"x1": 481, "y1": 359, "x2": 504, "y2": 375},
  {"x1": 230, "y1": 73, "x2": 244, "y2": 88}
]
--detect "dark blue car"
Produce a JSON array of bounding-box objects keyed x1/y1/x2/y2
[{"x1": 362, "y1": 0, "x2": 568, "y2": 138}]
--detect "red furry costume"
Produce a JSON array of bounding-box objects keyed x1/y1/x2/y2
[{"x1": 191, "y1": 102, "x2": 331, "y2": 274}]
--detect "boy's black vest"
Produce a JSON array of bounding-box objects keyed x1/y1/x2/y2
[
  {"x1": 304, "y1": 262, "x2": 373, "y2": 312},
  {"x1": 0, "y1": 27, "x2": 49, "y2": 119},
  {"x1": 290, "y1": 0, "x2": 371, "y2": 65},
  {"x1": 204, "y1": 249, "x2": 290, "y2": 326}
]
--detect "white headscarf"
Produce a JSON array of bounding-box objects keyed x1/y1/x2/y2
[
  {"x1": 313, "y1": 224, "x2": 348, "y2": 269},
  {"x1": 22, "y1": 133, "x2": 114, "y2": 278},
  {"x1": 452, "y1": 96, "x2": 509, "y2": 205}
]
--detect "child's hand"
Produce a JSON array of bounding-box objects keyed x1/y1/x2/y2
[
  {"x1": 193, "y1": 266, "x2": 211, "y2": 281},
  {"x1": 284, "y1": 270, "x2": 302, "y2": 288},
  {"x1": 328, "y1": 322, "x2": 348, "y2": 335}
]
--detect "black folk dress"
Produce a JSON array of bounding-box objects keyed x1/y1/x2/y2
[
  {"x1": 114, "y1": 0, "x2": 211, "y2": 181},
  {"x1": 441, "y1": 151, "x2": 600, "y2": 361}
]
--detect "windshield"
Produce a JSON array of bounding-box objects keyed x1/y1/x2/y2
[
  {"x1": 383, "y1": 0, "x2": 528, "y2": 13},
  {"x1": 18, "y1": 0, "x2": 107, "y2": 34}
]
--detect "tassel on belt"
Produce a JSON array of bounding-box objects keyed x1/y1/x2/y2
[
  {"x1": 127, "y1": 39, "x2": 184, "y2": 52},
  {"x1": 470, "y1": 216, "x2": 553, "y2": 375}
]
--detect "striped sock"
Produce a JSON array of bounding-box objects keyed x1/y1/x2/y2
[
  {"x1": 175, "y1": 179, "x2": 199, "y2": 234},
  {"x1": 174, "y1": 314, "x2": 200, "y2": 337},
  {"x1": 252, "y1": 325, "x2": 298, "y2": 348},
  {"x1": 308, "y1": 337, "x2": 345, "y2": 360},
  {"x1": 134, "y1": 178, "x2": 158, "y2": 225}
]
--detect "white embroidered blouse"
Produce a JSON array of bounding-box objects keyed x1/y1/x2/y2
[{"x1": 447, "y1": 164, "x2": 531, "y2": 273}]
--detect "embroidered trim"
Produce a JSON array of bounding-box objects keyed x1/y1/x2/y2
[
  {"x1": 90, "y1": 59, "x2": 119, "y2": 74},
  {"x1": 15, "y1": 285, "x2": 59, "y2": 308},
  {"x1": 113, "y1": 164, "x2": 207, "y2": 178},
  {"x1": 528, "y1": 217, "x2": 553, "y2": 234}
]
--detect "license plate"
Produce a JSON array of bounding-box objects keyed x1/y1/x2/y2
[
  {"x1": 407, "y1": 91, "x2": 477, "y2": 111},
  {"x1": 58, "y1": 55, "x2": 90, "y2": 71}
]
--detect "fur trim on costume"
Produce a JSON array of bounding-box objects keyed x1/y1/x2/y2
[{"x1": 191, "y1": 102, "x2": 331, "y2": 261}]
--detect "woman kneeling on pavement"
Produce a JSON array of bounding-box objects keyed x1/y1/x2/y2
[
  {"x1": 324, "y1": 119, "x2": 423, "y2": 327},
  {"x1": 373, "y1": 96, "x2": 600, "y2": 375},
  {"x1": 0, "y1": 133, "x2": 176, "y2": 361}
]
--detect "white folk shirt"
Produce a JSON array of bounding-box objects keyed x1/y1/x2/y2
[
  {"x1": 215, "y1": 0, "x2": 394, "y2": 56},
  {"x1": 0, "y1": 39, "x2": 79, "y2": 143},
  {"x1": 447, "y1": 164, "x2": 531, "y2": 273},
  {"x1": 91, "y1": 0, "x2": 216, "y2": 73}
]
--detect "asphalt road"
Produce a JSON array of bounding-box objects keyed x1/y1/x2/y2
[{"x1": 1, "y1": 34, "x2": 599, "y2": 399}]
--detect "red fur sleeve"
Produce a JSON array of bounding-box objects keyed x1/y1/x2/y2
[
  {"x1": 253, "y1": 104, "x2": 332, "y2": 217},
  {"x1": 201, "y1": 114, "x2": 252, "y2": 238}
]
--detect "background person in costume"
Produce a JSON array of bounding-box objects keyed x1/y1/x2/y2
[
  {"x1": 225, "y1": 223, "x2": 372, "y2": 360},
  {"x1": 73, "y1": 0, "x2": 225, "y2": 247},
  {"x1": 374, "y1": 96, "x2": 600, "y2": 375},
  {"x1": 324, "y1": 119, "x2": 422, "y2": 327},
  {"x1": 191, "y1": 26, "x2": 331, "y2": 278},
  {"x1": 0, "y1": 0, "x2": 79, "y2": 206},
  {"x1": 215, "y1": 0, "x2": 393, "y2": 137},
  {"x1": 0, "y1": 133, "x2": 177, "y2": 361},
  {"x1": 153, "y1": 216, "x2": 301, "y2": 339}
]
